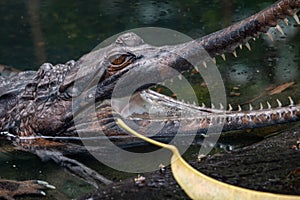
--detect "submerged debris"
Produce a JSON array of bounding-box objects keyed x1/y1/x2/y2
[
  {"x1": 197, "y1": 154, "x2": 207, "y2": 162},
  {"x1": 267, "y1": 82, "x2": 295, "y2": 95},
  {"x1": 159, "y1": 164, "x2": 166, "y2": 174},
  {"x1": 134, "y1": 175, "x2": 146, "y2": 187},
  {"x1": 291, "y1": 139, "x2": 300, "y2": 150}
]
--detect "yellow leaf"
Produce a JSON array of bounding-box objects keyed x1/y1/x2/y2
[{"x1": 117, "y1": 118, "x2": 300, "y2": 200}]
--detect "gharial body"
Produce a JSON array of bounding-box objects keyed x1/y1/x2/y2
[{"x1": 0, "y1": 0, "x2": 300, "y2": 199}]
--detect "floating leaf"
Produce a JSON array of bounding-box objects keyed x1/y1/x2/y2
[{"x1": 117, "y1": 118, "x2": 300, "y2": 200}]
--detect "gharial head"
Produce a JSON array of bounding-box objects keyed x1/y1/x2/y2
[
  {"x1": 0, "y1": 0, "x2": 299, "y2": 141},
  {"x1": 59, "y1": 31, "x2": 204, "y2": 101}
]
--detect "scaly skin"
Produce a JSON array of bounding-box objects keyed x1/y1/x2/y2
[{"x1": 0, "y1": 0, "x2": 299, "y2": 198}]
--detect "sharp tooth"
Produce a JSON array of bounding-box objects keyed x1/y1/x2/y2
[
  {"x1": 249, "y1": 104, "x2": 253, "y2": 111},
  {"x1": 259, "y1": 103, "x2": 264, "y2": 110},
  {"x1": 221, "y1": 54, "x2": 226, "y2": 61},
  {"x1": 238, "y1": 105, "x2": 242, "y2": 111},
  {"x1": 202, "y1": 103, "x2": 206, "y2": 108},
  {"x1": 239, "y1": 44, "x2": 243, "y2": 50},
  {"x1": 211, "y1": 103, "x2": 215, "y2": 109},
  {"x1": 193, "y1": 101, "x2": 196, "y2": 105},
  {"x1": 245, "y1": 42, "x2": 251, "y2": 51},
  {"x1": 259, "y1": 103, "x2": 263, "y2": 110},
  {"x1": 266, "y1": 32, "x2": 274, "y2": 41},
  {"x1": 228, "y1": 104, "x2": 233, "y2": 111},
  {"x1": 267, "y1": 101, "x2": 271, "y2": 109},
  {"x1": 293, "y1": 14, "x2": 300, "y2": 25},
  {"x1": 202, "y1": 61, "x2": 207, "y2": 68},
  {"x1": 219, "y1": 103, "x2": 224, "y2": 110},
  {"x1": 232, "y1": 51, "x2": 237, "y2": 58},
  {"x1": 195, "y1": 66, "x2": 199, "y2": 72},
  {"x1": 253, "y1": 37, "x2": 256, "y2": 41},
  {"x1": 275, "y1": 24, "x2": 284, "y2": 35},
  {"x1": 276, "y1": 99, "x2": 282, "y2": 107},
  {"x1": 178, "y1": 74, "x2": 182, "y2": 80},
  {"x1": 212, "y1": 57, "x2": 216, "y2": 64},
  {"x1": 284, "y1": 18, "x2": 289, "y2": 25},
  {"x1": 288, "y1": 96, "x2": 294, "y2": 106},
  {"x1": 170, "y1": 78, "x2": 173, "y2": 83},
  {"x1": 37, "y1": 180, "x2": 49, "y2": 185}
]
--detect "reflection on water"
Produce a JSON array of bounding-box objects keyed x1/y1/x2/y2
[{"x1": 0, "y1": 0, "x2": 299, "y2": 198}]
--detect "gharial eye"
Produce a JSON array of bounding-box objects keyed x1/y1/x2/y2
[
  {"x1": 108, "y1": 52, "x2": 136, "y2": 66},
  {"x1": 109, "y1": 54, "x2": 127, "y2": 65},
  {"x1": 107, "y1": 52, "x2": 137, "y2": 75}
]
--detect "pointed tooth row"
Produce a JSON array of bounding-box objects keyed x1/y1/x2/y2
[
  {"x1": 225, "y1": 100, "x2": 289, "y2": 112},
  {"x1": 212, "y1": 15, "x2": 298, "y2": 65},
  {"x1": 216, "y1": 36, "x2": 254, "y2": 62},
  {"x1": 227, "y1": 97, "x2": 296, "y2": 112},
  {"x1": 197, "y1": 102, "x2": 226, "y2": 109},
  {"x1": 226, "y1": 104, "x2": 253, "y2": 112},
  {"x1": 224, "y1": 96, "x2": 294, "y2": 112}
]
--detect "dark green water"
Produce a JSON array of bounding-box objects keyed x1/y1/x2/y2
[
  {"x1": 0, "y1": 0, "x2": 299, "y2": 199},
  {"x1": 1, "y1": 0, "x2": 296, "y2": 68}
]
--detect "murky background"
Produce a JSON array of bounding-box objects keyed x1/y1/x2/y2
[{"x1": 0, "y1": 0, "x2": 299, "y2": 199}]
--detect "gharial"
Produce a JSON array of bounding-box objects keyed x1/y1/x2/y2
[{"x1": 0, "y1": 0, "x2": 300, "y2": 199}]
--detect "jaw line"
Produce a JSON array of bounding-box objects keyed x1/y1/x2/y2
[{"x1": 114, "y1": 89, "x2": 224, "y2": 120}]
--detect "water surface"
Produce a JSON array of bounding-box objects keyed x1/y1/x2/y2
[{"x1": 0, "y1": 0, "x2": 299, "y2": 199}]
